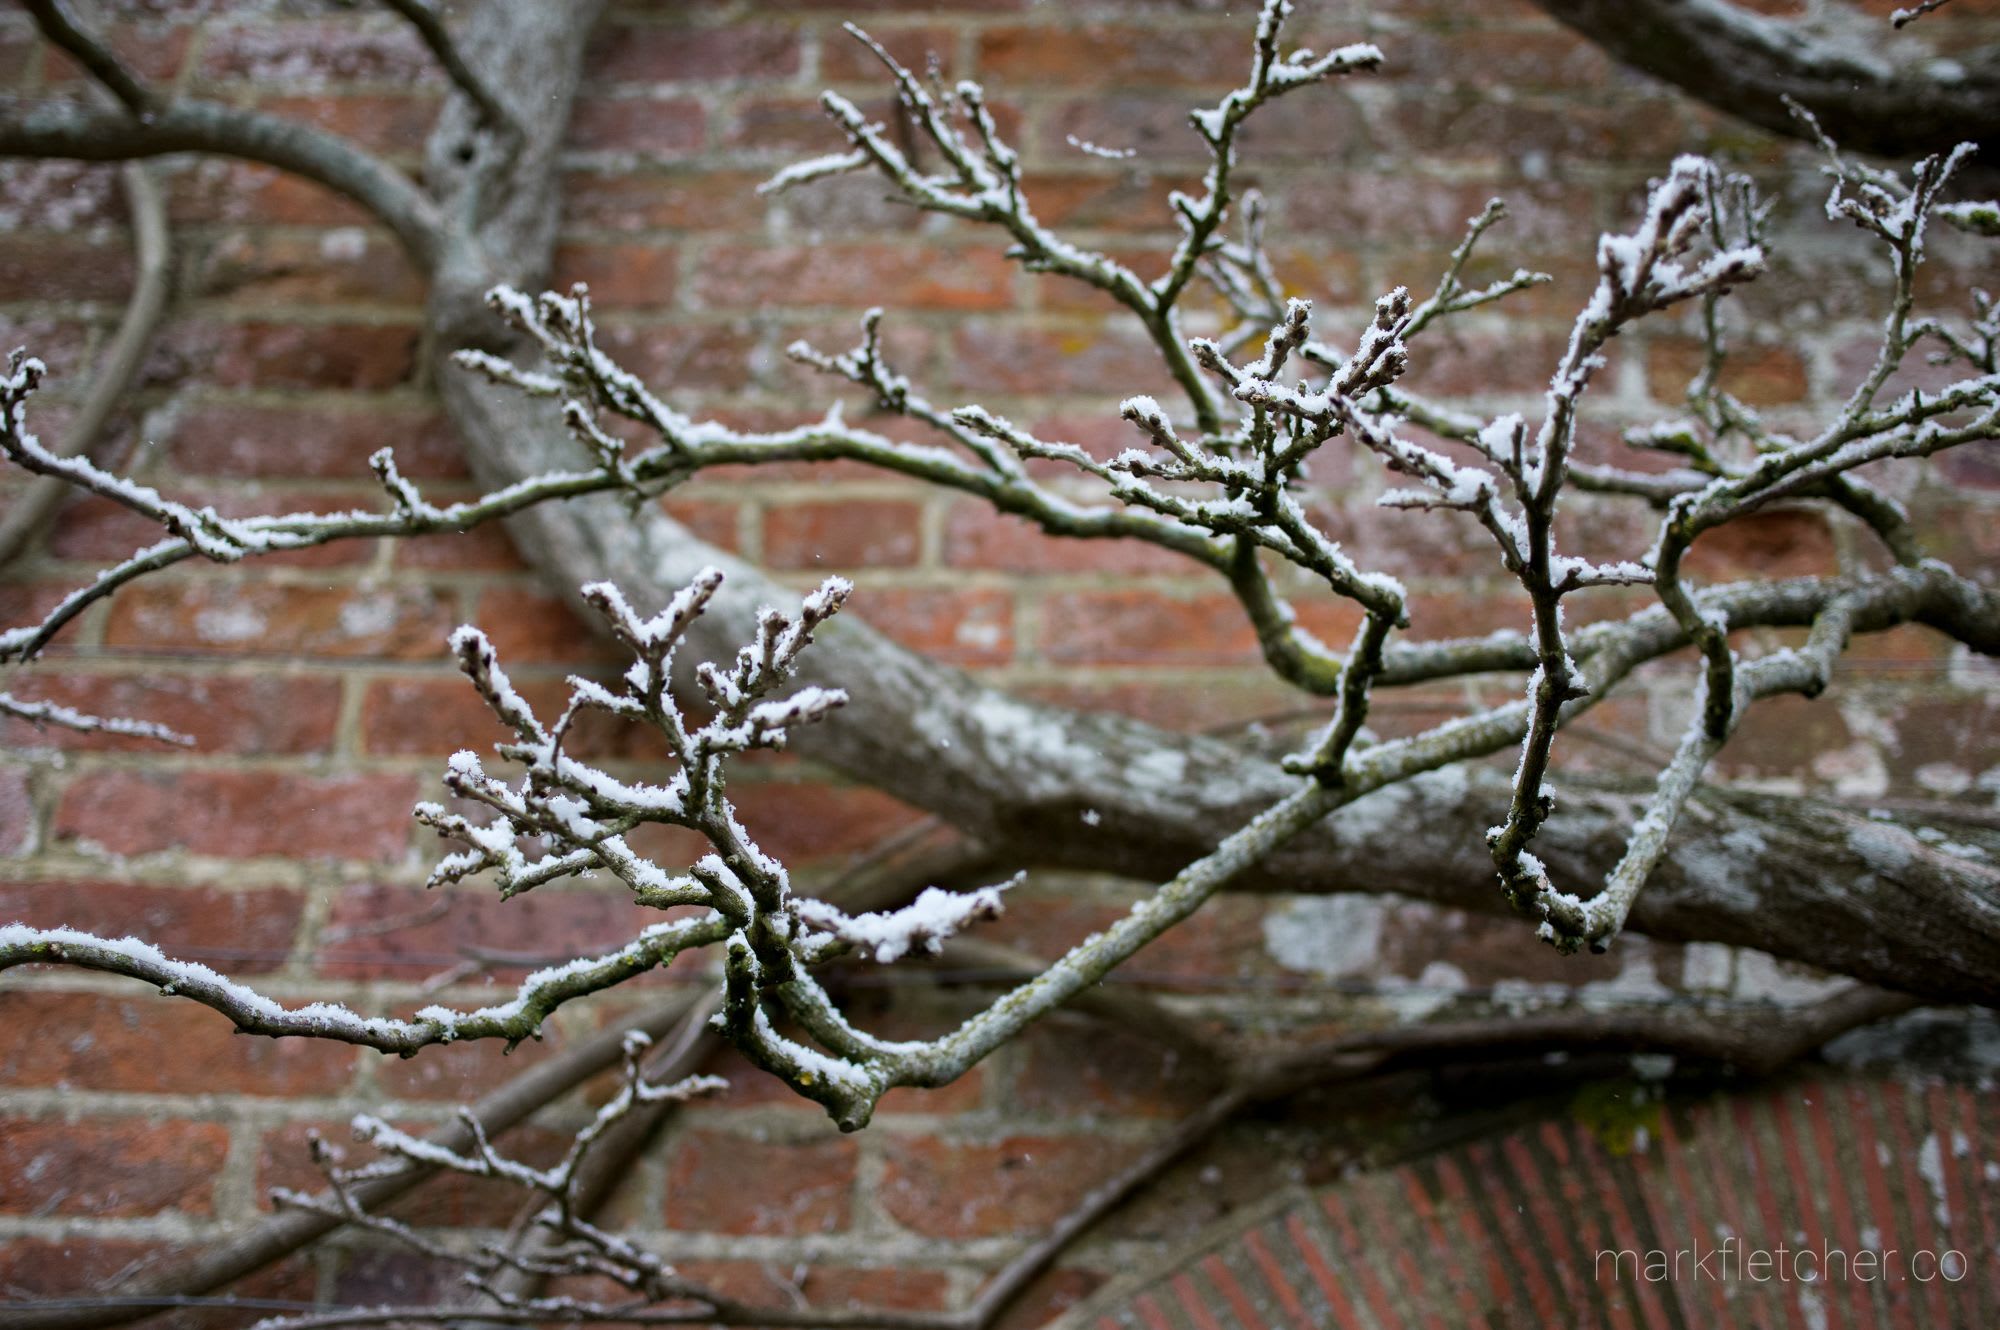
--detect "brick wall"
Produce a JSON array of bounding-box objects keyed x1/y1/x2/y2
[{"x1": 2, "y1": 0, "x2": 1997, "y2": 1322}]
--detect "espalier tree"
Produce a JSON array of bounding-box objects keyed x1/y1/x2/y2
[{"x1": 0, "y1": 0, "x2": 1995, "y2": 1325}]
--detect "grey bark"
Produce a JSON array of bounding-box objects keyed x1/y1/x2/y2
[{"x1": 1528, "y1": 0, "x2": 2000, "y2": 161}]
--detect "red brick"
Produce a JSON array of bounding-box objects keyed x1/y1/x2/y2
[
  {"x1": 878, "y1": 1134, "x2": 1139, "y2": 1238},
  {"x1": 1385, "y1": 27, "x2": 1617, "y2": 91},
  {"x1": 0, "y1": 1117, "x2": 229, "y2": 1217},
  {"x1": 948, "y1": 321, "x2": 1178, "y2": 398},
  {"x1": 586, "y1": 23, "x2": 802, "y2": 83},
  {"x1": 0, "y1": 880, "x2": 304, "y2": 972},
  {"x1": 1646, "y1": 336, "x2": 1809, "y2": 406},
  {"x1": 560, "y1": 167, "x2": 771, "y2": 232},
  {"x1": 372, "y1": 1030, "x2": 571, "y2": 1101},
  {"x1": 0, "y1": 235, "x2": 136, "y2": 302},
  {"x1": 1014, "y1": 1019, "x2": 1221, "y2": 1118},
  {"x1": 361, "y1": 674, "x2": 544, "y2": 757},
  {"x1": 988, "y1": 1266, "x2": 1105, "y2": 1330},
  {"x1": 1712, "y1": 691, "x2": 1853, "y2": 783},
  {"x1": 254, "y1": 94, "x2": 443, "y2": 156},
  {"x1": 0, "y1": 991, "x2": 358, "y2": 1096},
  {"x1": 105, "y1": 581, "x2": 456, "y2": 659},
  {"x1": 660, "y1": 496, "x2": 743, "y2": 553},
  {"x1": 726, "y1": 780, "x2": 928, "y2": 866},
  {"x1": 551, "y1": 240, "x2": 679, "y2": 308},
  {"x1": 853, "y1": 585, "x2": 1014, "y2": 666},
  {"x1": 43, "y1": 23, "x2": 191, "y2": 84},
  {"x1": 1401, "y1": 587, "x2": 1535, "y2": 641},
  {"x1": 155, "y1": 320, "x2": 419, "y2": 391},
  {"x1": 692, "y1": 243, "x2": 1016, "y2": 312},
  {"x1": 166, "y1": 159, "x2": 379, "y2": 229},
  {"x1": 1039, "y1": 589, "x2": 1260, "y2": 667},
  {"x1": 977, "y1": 24, "x2": 1245, "y2": 88},
  {"x1": 0, "y1": 767, "x2": 35, "y2": 856},
  {"x1": 586, "y1": 319, "x2": 759, "y2": 393},
  {"x1": 1683, "y1": 509, "x2": 1838, "y2": 581},
  {"x1": 569, "y1": 96, "x2": 707, "y2": 154},
  {"x1": 163, "y1": 400, "x2": 466, "y2": 479},
  {"x1": 199, "y1": 21, "x2": 437, "y2": 86},
  {"x1": 257, "y1": 1117, "x2": 572, "y2": 1223},
  {"x1": 0, "y1": 160, "x2": 124, "y2": 230},
  {"x1": 189, "y1": 229, "x2": 425, "y2": 307},
  {"x1": 943, "y1": 502, "x2": 1186, "y2": 576},
  {"x1": 48, "y1": 489, "x2": 378, "y2": 569},
  {"x1": 318, "y1": 882, "x2": 664, "y2": 982},
  {"x1": 819, "y1": 25, "x2": 957, "y2": 83},
  {"x1": 664, "y1": 1260, "x2": 951, "y2": 1315},
  {"x1": 392, "y1": 524, "x2": 531, "y2": 572},
  {"x1": 666, "y1": 1129, "x2": 857, "y2": 1234},
  {"x1": 53, "y1": 769, "x2": 419, "y2": 861},
  {"x1": 1389, "y1": 93, "x2": 1692, "y2": 167},
  {"x1": 0, "y1": 1234, "x2": 313, "y2": 1327},
  {"x1": 469, "y1": 585, "x2": 615, "y2": 667},
  {"x1": 763, "y1": 498, "x2": 924, "y2": 568}
]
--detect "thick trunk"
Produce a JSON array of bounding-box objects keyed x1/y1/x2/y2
[{"x1": 1528, "y1": 0, "x2": 2000, "y2": 161}]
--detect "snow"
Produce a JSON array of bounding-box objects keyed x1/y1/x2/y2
[{"x1": 794, "y1": 879, "x2": 1014, "y2": 964}]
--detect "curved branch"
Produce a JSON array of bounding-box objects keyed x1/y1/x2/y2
[
  {"x1": 0, "y1": 161, "x2": 171, "y2": 567},
  {"x1": 1528, "y1": 0, "x2": 2000, "y2": 159},
  {"x1": 0, "y1": 99, "x2": 442, "y2": 267},
  {"x1": 378, "y1": 0, "x2": 518, "y2": 143},
  {"x1": 22, "y1": 0, "x2": 154, "y2": 118},
  {"x1": 0, "y1": 916, "x2": 728, "y2": 1053}
]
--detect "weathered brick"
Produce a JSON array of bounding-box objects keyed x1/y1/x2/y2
[
  {"x1": 763, "y1": 498, "x2": 924, "y2": 568},
  {"x1": 664, "y1": 1260, "x2": 952, "y2": 1314},
  {"x1": 1646, "y1": 336, "x2": 1809, "y2": 406},
  {"x1": 0, "y1": 766, "x2": 35, "y2": 856},
  {"x1": 1682, "y1": 509, "x2": 1838, "y2": 581},
  {"x1": 586, "y1": 22, "x2": 802, "y2": 83},
  {"x1": 851, "y1": 585, "x2": 1014, "y2": 666},
  {"x1": 666, "y1": 1128, "x2": 857, "y2": 1234},
  {"x1": 153, "y1": 320, "x2": 419, "y2": 391},
  {"x1": 189, "y1": 228, "x2": 425, "y2": 307},
  {"x1": 692, "y1": 243, "x2": 1016, "y2": 312},
  {"x1": 0, "y1": 235, "x2": 136, "y2": 302},
  {"x1": 1014, "y1": 1018, "x2": 1222, "y2": 1118},
  {"x1": 105, "y1": 581, "x2": 456, "y2": 659},
  {"x1": 0, "y1": 880, "x2": 304, "y2": 971},
  {"x1": 560, "y1": 167, "x2": 771, "y2": 232},
  {"x1": 53, "y1": 769, "x2": 418, "y2": 861},
  {"x1": 164, "y1": 400, "x2": 466, "y2": 479},
  {"x1": 0, "y1": 1117, "x2": 230, "y2": 1217},
  {"x1": 318, "y1": 881, "x2": 663, "y2": 981},
  {"x1": 468, "y1": 586, "x2": 614, "y2": 667},
  {"x1": 550, "y1": 240, "x2": 680, "y2": 309},
  {"x1": 726, "y1": 779, "x2": 927, "y2": 866},
  {"x1": 254, "y1": 94, "x2": 443, "y2": 155},
  {"x1": 942, "y1": 502, "x2": 1185, "y2": 576},
  {"x1": 568, "y1": 95, "x2": 707, "y2": 154},
  {"x1": 977, "y1": 24, "x2": 1245, "y2": 89},
  {"x1": 947, "y1": 321, "x2": 1179, "y2": 398},
  {"x1": 256, "y1": 1117, "x2": 573, "y2": 1223},
  {"x1": 877, "y1": 1134, "x2": 1139, "y2": 1238},
  {"x1": 1039, "y1": 589, "x2": 1259, "y2": 667},
  {"x1": 0, "y1": 991, "x2": 357, "y2": 1096},
  {"x1": 49, "y1": 489, "x2": 377, "y2": 569},
  {"x1": 199, "y1": 20, "x2": 437, "y2": 86},
  {"x1": 818, "y1": 25, "x2": 958, "y2": 83}
]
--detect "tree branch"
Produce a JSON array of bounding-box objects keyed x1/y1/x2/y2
[
  {"x1": 0, "y1": 161, "x2": 170, "y2": 568},
  {"x1": 0, "y1": 99, "x2": 442, "y2": 267},
  {"x1": 1528, "y1": 0, "x2": 2000, "y2": 160}
]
